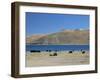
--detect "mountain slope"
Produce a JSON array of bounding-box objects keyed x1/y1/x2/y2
[
  {"x1": 26, "y1": 30, "x2": 89, "y2": 45},
  {"x1": 26, "y1": 35, "x2": 45, "y2": 44}
]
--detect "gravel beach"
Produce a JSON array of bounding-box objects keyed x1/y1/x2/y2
[{"x1": 26, "y1": 51, "x2": 89, "y2": 67}]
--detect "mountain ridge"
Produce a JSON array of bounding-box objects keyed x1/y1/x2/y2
[{"x1": 26, "y1": 29, "x2": 89, "y2": 45}]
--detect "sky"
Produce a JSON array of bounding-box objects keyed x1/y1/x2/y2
[{"x1": 26, "y1": 12, "x2": 89, "y2": 36}]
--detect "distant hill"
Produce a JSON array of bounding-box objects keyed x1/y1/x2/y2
[
  {"x1": 26, "y1": 30, "x2": 89, "y2": 45},
  {"x1": 26, "y1": 35, "x2": 45, "y2": 44}
]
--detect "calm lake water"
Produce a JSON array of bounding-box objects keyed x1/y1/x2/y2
[{"x1": 26, "y1": 45, "x2": 89, "y2": 51}]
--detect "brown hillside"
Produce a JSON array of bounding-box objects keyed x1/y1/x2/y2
[{"x1": 26, "y1": 30, "x2": 89, "y2": 45}]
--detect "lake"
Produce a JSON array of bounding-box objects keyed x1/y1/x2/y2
[{"x1": 26, "y1": 45, "x2": 89, "y2": 51}]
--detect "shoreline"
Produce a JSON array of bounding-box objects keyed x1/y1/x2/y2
[{"x1": 26, "y1": 51, "x2": 89, "y2": 67}]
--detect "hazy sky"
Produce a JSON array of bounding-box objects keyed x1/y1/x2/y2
[{"x1": 26, "y1": 12, "x2": 89, "y2": 36}]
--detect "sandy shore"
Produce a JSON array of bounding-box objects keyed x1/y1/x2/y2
[{"x1": 26, "y1": 51, "x2": 89, "y2": 67}]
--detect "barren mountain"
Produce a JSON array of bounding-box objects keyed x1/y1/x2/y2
[
  {"x1": 26, "y1": 35, "x2": 45, "y2": 44},
  {"x1": 26, "y1": 30, "x2": 89, "y2": 45}
]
